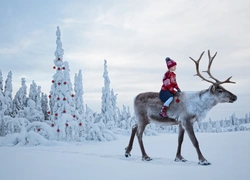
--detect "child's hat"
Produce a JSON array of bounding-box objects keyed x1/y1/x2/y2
[{"x1": 165, "y1": 57, "x2": 177, "y2": 69}]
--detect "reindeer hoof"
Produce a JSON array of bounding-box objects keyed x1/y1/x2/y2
[
  {"x1": 174, "y1": 157, "x2": 187, "y2": 162},
  {"x1": 142, "y1": 157, "x2": 152, "y2": 161},
  {"x1": 124, "y1": 147, "x2": 131, "y2": 158},
  {"x1": 125, "y1": 152, "x2": 131, "y2": 157},
  {"x1": 198, "y1": 160, "x2": 211, "y2": 166}
]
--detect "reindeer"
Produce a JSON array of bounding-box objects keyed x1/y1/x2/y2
[{"x1": 124, "y1": 50, "x2": 237, "y2": 165}]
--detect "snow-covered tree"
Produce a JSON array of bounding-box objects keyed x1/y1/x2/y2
[
  {"x1": 101, "y1": 60, "x2": 116, "y2": 128},
  {"x1": 0, "y1": 70, "x2": 3, "y2": 94},
  {"x1": 117, "y1": 105, "x2": 131, "y2": 129},
  {"x1": 0, "y1": 73, "x2": 7, "y2": 136},
  {"x1": 4, "y1": 71, "x2": 13, "y2": 117},
  {"x1": 48, "y1": 26, "x2": 76, "y2": 138},
  {"x1": 207, "y1": 118, "x2": 213, "y2": 132},
  {"x1": 245, "y1": 113, "x2": 250, "y2": 123},
  {"x1": 85, "y1": 105, "x2": 116, "y2": 141},
  {"x1": 17, "y1": 99, "x2": 44, "y2": 122},
  {"x1": 49, "y1": 26, "x2": 65, "y2": 122},
  {"x1": 41, "y1": 93, "x2": 49, "y2": 120},
  {"x1": 63, "y1": 61, "x2": 76, "y2": 115},
  {"x1": 13, "y1": 78, "x2": 27, "y2": 117},
  {"x1": 36, "y1": 86, "x2": 42, "y2": 112},
  {"x1": 74, "y1": 70, "x2": 85, "y2": 122},
  {"x1": 110, "y1": 89, "x2": 118, "y2": 125},
  {"x1": 215, "y1": 120, "x2": 222, "y2": 132},
  {"x1": 29, "y1": 81, "x2": 37, "y2": 102},
  {"x1": 0, "y1": 70, "x2": 5, "y2": 111},
  {"x1": 29, "y1": 81, "x2": 42, "y2": 112}
]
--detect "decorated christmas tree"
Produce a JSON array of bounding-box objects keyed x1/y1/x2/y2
[{"x1": 48, "y1": 26, "x2": 76, "y2": 137}]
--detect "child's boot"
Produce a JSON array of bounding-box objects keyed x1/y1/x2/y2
[{"x1": 159, "y1": 106, "x2": 168, "y2": 118}]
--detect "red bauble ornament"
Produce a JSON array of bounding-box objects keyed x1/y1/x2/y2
[
  {"x1": 57, "y1": 129, "x2": 60, "y2": 132},
  {"x1": 79, "y1": 123, "x2": 82, "y2": 126},
  {"x1": 57, "y1": 97, "x2": 60, "y2": 100},
  {"x1": 63, "y1": 97, "x2": 66, "y2": 101},
  {"x1": 49, "y1": 95, "x2": 51, "y2": 98},
  {"x1": 176, "y1": 98, "x2": 180, "y2": 103},
  {"x1": 58, "y1": 82, "x2": 61, "y2": 85},
  {"x1": 71, "y1": 94, "x2": 74, "y2": 97},
  {"x1": 52, "y1": 80, "x2": 54, "y2": 83},
  {"x1": 58, "y1": 57, "x2": 60, "y2": 60},
  {"x1": 66, "y1": 123, "x2": 69, "y2": 127},
  {"x1": 64, "y1": 82, "x2": 67, "y2": 85},
  {"x1": 51, "y1": 123, "x2": 55, "y2": 127},
  {"x1": 55, "y1": 113, "x2": 58, "y2": 116},
  {"x1": 63, "y1": 110, "x2": 66, "y2": 113},
  {"x1": 62, "y1": 67, "x2": 65, "y2": 70},
  {"x1": 37, "y1": 128, "x2": 40, "y2": 132},
  {"x1": 53, "y1": 66, "x2": 56, "y2": 69},
  {"x1": 48, "y1": 111, "x2": 50, "y2": 114},
  {"x1": 58, "y1": 67, "x2": 61, "y2": 70},
  {"x1": 73, "y1": 115, "x2": 76, "y2": 118}
]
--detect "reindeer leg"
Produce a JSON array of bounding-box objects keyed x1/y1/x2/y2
[
  {"x1": 185, "y1": 122, "x2": 211, "y2": 165},
  {"x1": 136, "y1": 123, "x2": 151, "y2": 161},
  {"x1": 125, "y1": 124, "x2": 138, "y2": 157},
  {"x1": 174, "y1": 125, "x2": 187, "y2": 162}
]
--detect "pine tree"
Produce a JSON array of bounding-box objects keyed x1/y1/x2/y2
[
  {"x1": 41, "y1": 93, "x2": 49, "y2": 120},
  {"x1": 63, "y1": 61, "x2": 76, "y2": 117},
  {"x1": 36, "y1": 86, "x2": 42, "y2": 112},
  {"x1": 49, "y1": 26, "x2": 66, "y2": 122},
  {"x1": 0, "y1": 70, "x2": 3, "y2": 93},
  {"x1": 0, "y1": 70, "x2": 5, "y2": 112},
  {"x1": 0, "y1": 70, "x2": 6, "y2": 136},
  {"x1": 0, "y1": 90, "x2": 6, "y2": 136},
  {"x1": 24, "y1": 99, "x2": 44, "y2": 122},
  {"x1": 48, "y1": 26, "x2": 76, "y2": 137},
  {"x1": 28, "y1": 81, "x2": 42, "y2": 113},
  {"x1": 117, "y1": 105, "x2": 131, "y2": 129},
  {"x1": 29, "y1": 80, "x2": 37, "y2": 102},
  {"x1": 110, "y1": 89, "x2": 118, "y2": 125},
  {"x1": 4, "y1": 71, "x2": 13, "y2": 117},
  {"x1": 101, "y1": 60, "x2": 116, "y2": 128},
  {"x1": 13, "y1": 78, "x2": 27, "y2": 117},
  {"x1": 74, "y1": 70, "x2": 84, "y2": 122}
]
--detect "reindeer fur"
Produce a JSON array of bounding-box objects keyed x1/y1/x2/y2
[{"x1": 125, "y1": 50, "x2": 237, "y2": 165}]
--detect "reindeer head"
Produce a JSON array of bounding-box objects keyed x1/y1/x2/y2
[{"x1": 190, "y1": 50, "x2": 237, "y2": 104}]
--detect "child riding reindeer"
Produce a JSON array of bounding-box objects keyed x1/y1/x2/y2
[{"x1": 159, "y1": 57, "x2": 181, "y2": 118}]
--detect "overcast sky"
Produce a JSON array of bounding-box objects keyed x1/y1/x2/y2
[{"x1": 1, "y1": 0, "x2": 249, "y2": 121}]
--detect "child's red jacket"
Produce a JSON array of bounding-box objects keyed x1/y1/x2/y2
[{"x1": 161, "y1": 71, "x2": 179, "y2": 94}]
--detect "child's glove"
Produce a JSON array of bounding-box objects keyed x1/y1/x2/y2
[
  {"x1": 177, "y1": 89, "x2": 181, "y2": 93},
  {"x1": 175, "y1": 91, "x2": 181, "y2": 97}
]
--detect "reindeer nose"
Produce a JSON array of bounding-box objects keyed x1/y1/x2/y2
[{"x1": 232, "y1": 95, "x2": 237, "y2": 102}]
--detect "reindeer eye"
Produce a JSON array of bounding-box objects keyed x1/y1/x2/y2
[{"x1": 217, "y1": 89, "x2": 223, "y2": 93}]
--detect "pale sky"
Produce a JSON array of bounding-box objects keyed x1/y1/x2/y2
[{"x1": 1, "y1": 0, "x2": 250, "y2": 121}]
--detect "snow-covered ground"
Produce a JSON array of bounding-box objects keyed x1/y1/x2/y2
[{"x1": 1, "y1": 131, "x2": 250, "y2": 180}]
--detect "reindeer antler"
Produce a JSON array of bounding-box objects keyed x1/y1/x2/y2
[{"x1": 189, "y1": 50, "x2": 236, "y2": 85}]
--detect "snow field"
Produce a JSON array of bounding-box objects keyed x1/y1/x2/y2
[{"x1": 1, "y1": 131, "x2": 250, "y2": 180}]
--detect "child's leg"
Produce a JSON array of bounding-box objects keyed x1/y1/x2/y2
[
  {"x1": 164, "y1": 97, "x2": 173, "y2": 107},
  {"x1": 160, "y1": 97, "x2": 173, "y2": 118}
]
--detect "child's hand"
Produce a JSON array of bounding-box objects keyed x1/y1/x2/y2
[{"x1": 175, "y1": 91, "x2": 181, "y2": 97}]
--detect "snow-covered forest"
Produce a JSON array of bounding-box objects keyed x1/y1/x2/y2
[{"x1": 0, "y1": 27, "x2": 250, "y2": 146}]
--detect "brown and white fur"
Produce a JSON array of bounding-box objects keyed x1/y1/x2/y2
[{"x1": 124, "y1": 50, "x2": 237, "y2": 165}]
